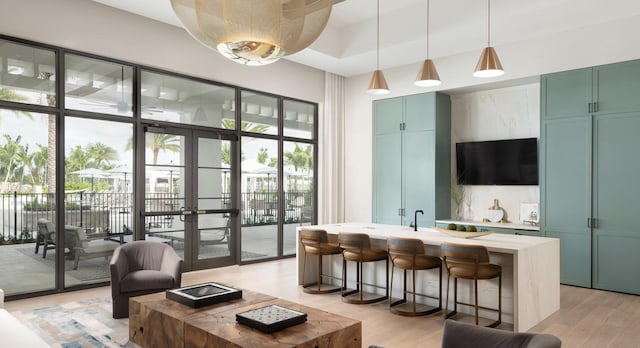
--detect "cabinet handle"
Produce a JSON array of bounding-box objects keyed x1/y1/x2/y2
[
  {"x1": 593, "y1": 102, "x2": 598, "y2": 113},
  {"x1": 588, "y1": 102, "x2": 593, "y2": 113},
  {"x1": 587, "y1": 217, "x2": 591, "y2": 228},
  {"x1": 592, "y1": 218, "x2": 597, "y2": 229}
]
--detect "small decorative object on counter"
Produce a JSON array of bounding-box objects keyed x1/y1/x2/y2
[
  {"x1": 486, "y1": 199, "x2": 505, "y2": 223},
  {"x1": 519, "y1": 203, "x2": 539, "y2": 225}
]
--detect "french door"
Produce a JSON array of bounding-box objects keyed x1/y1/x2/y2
[{"x1": 142, "y1": 126, "x2": 238, "y2": 271}]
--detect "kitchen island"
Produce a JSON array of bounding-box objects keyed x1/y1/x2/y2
[{"x1": 296, "y1": 223, "x2": 559, "y2": 332}]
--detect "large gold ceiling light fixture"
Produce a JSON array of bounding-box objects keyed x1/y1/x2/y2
[
  {"x1": 473, "y1": 0, "x2": 504, "y2": 77},
  {"x1": 415, "y1": 0, "x2": 441, "y2": 87},
  {"x1": 170, "y1": 0, "x2": 333, "y2": 66},
  {"x1": 366, "y1": 0, "x2": 390, "y2": 95}
]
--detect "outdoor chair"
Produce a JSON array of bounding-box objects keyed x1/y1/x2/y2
[
  {"x1": 69, "y1": 227, "x2": 119, "y2": 270},
  {"x1": 35, "y1": 218, "x2": 56, "y2": 258}
]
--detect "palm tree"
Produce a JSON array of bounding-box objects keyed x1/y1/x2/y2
[
  {"x1": 0, "y1": 134, "x2": 25, "y2": 186},
  {"x1": 257, "y1": 147, "x2": 269, "y2": 164},
  {"x1": 147, "y1": 134, "x2": 181, "y2": 165},
  {"x1": 284, "y1": 144, "x2": 313, "y2": 191},
  {"x1": 30, "y1": 144, "x2": 48, "y2": 186},
  {"x1": 125, "y1": 133, "x2": 181, "y2": 165},
  {"x1": 222, "y1": 119, "x2": 270, "y2": 134},
  {"x1": 66, "y1": 145, "x2": 92, "y2": 173},
  {"x1": 86, "y1": 142, "x2": 118, "y2": 168}
]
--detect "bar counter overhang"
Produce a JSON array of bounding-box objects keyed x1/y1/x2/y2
[{"x1": 296, "y1": 223, "x2": 560, "y2": 332}]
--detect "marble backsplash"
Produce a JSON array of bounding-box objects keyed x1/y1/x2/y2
[{"x1": 450, "y1": 83, "x2": 540, "y2": 223}]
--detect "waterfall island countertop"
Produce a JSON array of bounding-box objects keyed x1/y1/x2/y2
[{"x1": 296, "y1": 223, "x2": 560, "y2": 332}]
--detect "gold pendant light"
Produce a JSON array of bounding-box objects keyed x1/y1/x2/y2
[
  {"x1": 474, "y1": 0, "x2": 504, "y2": 77},
  {"x1": 415, "y1": 0, "x2": 441, "y2": 87},
  {"x1": 170, "y1": 0, "x2": 333, "y2": 66},
  {"x1": 367, "y1": 0, "x2": 390, "y2": 95}
]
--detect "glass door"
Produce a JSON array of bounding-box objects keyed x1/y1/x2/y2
[{"x1": 143, "y1": 126, "x2": 237, "y2": 271}]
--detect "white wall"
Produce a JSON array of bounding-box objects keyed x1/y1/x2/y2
[
  {"x1": 343, "y1": 14, "x2": 640, "y2": 223},
  {"x1": 0, "y1": 0, "x2": 326, "y2": 104}
]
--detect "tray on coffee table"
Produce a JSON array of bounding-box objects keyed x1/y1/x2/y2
[{"x1": 166, "y1": 282, "x2": 242, "y2": 308}]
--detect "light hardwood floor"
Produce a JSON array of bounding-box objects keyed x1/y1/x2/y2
[{"x1": 5, "y1": 258, "x2": 640, "y2": 347}]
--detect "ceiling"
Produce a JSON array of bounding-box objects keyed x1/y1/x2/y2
[{"x1": 90, "y1": 0, "x2": 640, "y2": 77}]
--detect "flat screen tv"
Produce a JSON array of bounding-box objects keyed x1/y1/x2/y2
[{"x1": 456, "y1": 138, "x2": 538, "y2": 185}]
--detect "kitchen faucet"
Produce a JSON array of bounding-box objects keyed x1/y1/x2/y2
[{"x1": 414, "y1": 210, "x2": 424, "y2": 231}]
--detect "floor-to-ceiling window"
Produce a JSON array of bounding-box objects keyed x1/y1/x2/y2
[
  {"x1": 0, "y1": 34, "x2": 318, "y2": 298},
  {"x1": 0, "y1": 39, "x2": 57, "y2": 296}
]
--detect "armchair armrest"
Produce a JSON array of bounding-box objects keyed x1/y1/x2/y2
[
  {"x1": 109, "y1": 246, "x2": 130, "y2": 297},
  {"x1": 160, "y1": 248, "x2": 183, "y2": 288}
]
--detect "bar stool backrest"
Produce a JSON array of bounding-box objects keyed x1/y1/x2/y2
[
  {"x1": 388, "y1": 237, "x2": 427, "y2": 269},
  {"x1": 387, "y1": 237, "x2": 426, "y2": 256},
  {"x1": 441, "y1": 243, "x2": 491, "y2": 273},
  {"x1": 338, "y1": 232, "x2": 371, "y2": 250},
  {"x1": 300, "y1": 228, "x2": 330, "y2": 253}
]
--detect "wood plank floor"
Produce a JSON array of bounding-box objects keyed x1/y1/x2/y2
[{"x1": 5, "y1": 258, "x2": 640, "y2": 347}]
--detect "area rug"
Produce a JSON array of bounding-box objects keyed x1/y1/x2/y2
[
  {"x1": 16, "y1": 246, "x2": 111, "y2": 281},
  {"x1": 12, "y1": 297, "x2": 137, "y2": 348}
]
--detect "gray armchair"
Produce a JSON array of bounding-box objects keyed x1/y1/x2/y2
[
  {"x1": 109, "y1": 241, "x2": 182, "y2": 319},
  {"x1": 442, "y1": 320, "x2": 561, "y2": 348}
]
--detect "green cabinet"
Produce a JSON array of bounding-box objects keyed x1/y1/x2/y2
[
  {"x1": 541, "y1": 59, "x2": 640, "y2": 294},
  {"x1": 372, "y1": 92, "x2": 450, "y2": 227}
]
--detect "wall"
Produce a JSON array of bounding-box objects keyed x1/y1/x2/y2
[{"x1": 450, "y1": 84, "x2": 539, "y2": 223}]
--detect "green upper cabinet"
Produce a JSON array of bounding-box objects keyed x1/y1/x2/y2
[
  {"x1": 404, "y1": 93, "x2": 435, "y2": 131},
  {"x1": 542, "y1": 60, "x2": 640, "y2": 120},
  {"x1": 374, "y1": 97, "x2": 403, "y2": 135},
  {"x1": 540, "y1": 67, "x2": 592, "y2": 119},
  {"x1": 595, "y1": 60, "x2": 640, "y2": 114},
  {"x1": 372, "y1": 92, "x2": 450, "y2": 227}
]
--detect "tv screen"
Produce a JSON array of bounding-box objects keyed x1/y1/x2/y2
[{"x1": 456, "y1": 138, "x2": 539, "y2": 185}]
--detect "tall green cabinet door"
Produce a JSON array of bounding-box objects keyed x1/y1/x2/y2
[
  {"x1": 541, "y1": 117, "x2": 592, "y2": 287},
  {"x1": 403, "y1": 130, "x2": 435, "y2": 227},
  {"x1": 373, "y1": 97, "x2": 403, "y2": 225},
  {"x1": 541, "y1": 68, "x2": 592, "y2": 119},
  {"x1": 592, "y1": 113, "x2": 640, "y2": 294},
  {"x1": 594, "y1": 60, "x2": 640, "y2": 114}
]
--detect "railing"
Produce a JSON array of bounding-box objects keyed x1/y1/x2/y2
[{"x1": 0, "y1": 191, "x2": 313, "y2": 243}]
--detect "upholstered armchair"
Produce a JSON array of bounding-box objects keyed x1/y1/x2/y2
[
  {"x1": 109, "y1": 241, "x2": 183, "y2": 319},
  {"x1": 441, "y1": 320, "x2": 562, "y2": 348}
]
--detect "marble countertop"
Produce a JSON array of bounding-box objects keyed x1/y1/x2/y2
[
  {"x1": 436, "y1": 219, "x2": 540, "y2": 231},
  {"x1": 311, "y1": 222, "x2": 553, "y2": 254}
]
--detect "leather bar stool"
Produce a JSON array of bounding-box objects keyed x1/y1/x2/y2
[
  {"x1": 300, "y1": 228, "x2": 343, "y2": 294},
  {"x1": 441, "y1": 242, "x2": 502, "y2": 327},
  {"x1": 387, "y1": 237, "x2": 442, "y2": 316},
  {"x1": 338, "y1": 232, "x2": 388, "y2": 304}
]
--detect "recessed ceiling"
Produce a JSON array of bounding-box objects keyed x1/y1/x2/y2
[{"x1": 91, "y1": 0, "x2": 640, "y2": 77}]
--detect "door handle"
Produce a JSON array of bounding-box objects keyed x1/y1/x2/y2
[{"x1": 180, "y1": 207, "x2": 190, "y2": 222}]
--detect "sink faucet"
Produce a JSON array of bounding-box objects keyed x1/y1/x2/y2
[{"x1": 414, "y1": 210, "x2": 424, "y2": 231}]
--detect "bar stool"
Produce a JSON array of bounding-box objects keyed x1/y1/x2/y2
[
  {"x1": 338, "y1": 232, "x2": 388, "y2": 304},
  {"x1": 441, "y1": 242, "x2": 502, "y2": 328},
  {"x1": 387, "y1": 237, "x2": 442, "y2": 316},
  {"x1": 300, "y1": 228, "x2": 343, "y2": 294}
]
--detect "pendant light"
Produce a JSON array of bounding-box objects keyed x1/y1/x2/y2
[
  {"x1": 171, "y1": 0, "x2": 333, "y2": 66},
  {"x1": 366, "y1": 0, "x2": 390, "y2": 95},
  {"x1": 473, "y1": 0, "x2": 504, "y2": 78},
  {"x1": 415, "y1": 0, "x2": 441, "y2": 87}
]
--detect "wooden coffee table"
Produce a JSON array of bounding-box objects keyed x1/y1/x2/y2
[{"x1": 129, "y1": 288, "x2": 361, "y2": 348}]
